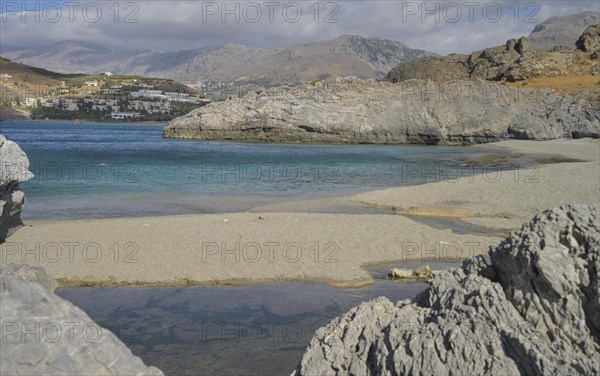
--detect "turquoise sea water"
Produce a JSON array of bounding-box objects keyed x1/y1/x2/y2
[
  {"x1": 0, "y1": 121, "x2": 502, "y2": 220},
  {"x1": 1, "y1": 121, "x2": 488, "y2": 374}
]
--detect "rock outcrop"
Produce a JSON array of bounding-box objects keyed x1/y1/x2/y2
[
  {"x1": 386, "y1": 37, "x2": 543, "y2": 84},
  {"x1": 577, "y1": 24, "x2": 600, "y2": 53},
  {"x1": 0, "y1": 264, "x2": 164, "y2": 375},
  {"x1": 293, "y1": 204, "x2": 600, "y2": 375},
  {"x1": 385, "y1": 31, "x2": 600, "y2": 85},
  {"x1": 164, "y1": 78, "x2": 599, "y2": 145},
  {"x1": 0, "y1": 135, "x2": 33, "y2": 242}
]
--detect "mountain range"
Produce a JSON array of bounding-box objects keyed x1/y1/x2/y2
[
  {"x1": 1, "y1": 36, "x2": 432, "y2": 87},
  {"x1": 1, "y1": 11, "x2": 597, "y2": 87}
]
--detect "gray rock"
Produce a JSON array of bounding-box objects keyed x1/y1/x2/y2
[
  {"x1": 0, "y1": 135, "x2": 33, "y2": 242},
  {"x1": 388, "y1": 268, "x2": 413, "y2": 280},
  {"x1": 0, "y1": 263, "x2": 57, "y2": 292},
  {"x1": 414, "y1": 265, "x2": 432, "y2": 281},
  {"x1": 576, "y1": 24, "x2": 600, "y2": 53},
  {"x1": 0, "y1": 264, "x2": 164, "y2": 376},
  {"x1": 293, "y1": 204, "x2": 600, "y2": 375},
  {"x1": 164, "y1": 78, "x2": 600, "y2": 145}
]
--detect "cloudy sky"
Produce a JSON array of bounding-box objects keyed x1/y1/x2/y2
[{"x1": 1, "y1": 0, "x2": 598, "y2": 55}]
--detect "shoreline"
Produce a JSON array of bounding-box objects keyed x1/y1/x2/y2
[
  {"x1": 1, "y1": 138, "x2": 598, "y2": 289},
  {"x1": 2, "y1": 119, "x2": 167, "y2": 126}
]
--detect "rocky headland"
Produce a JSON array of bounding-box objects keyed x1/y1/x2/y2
[
  {"x1": 164, "y1": 25, "x2": 599, "y2": 145},
  {"x1": 293, "y1": 204, "x2": 600, "y2": 375},
  {"x1": 0, "y1": 135, "x2": 33, "y2": 242},
  {"x1": 164, "y1": 77, "x2": 599, "y2": 145}
]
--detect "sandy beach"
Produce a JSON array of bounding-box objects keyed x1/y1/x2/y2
[{"x1": 1, "y1": 138, "x2": 598, "y2": 288}]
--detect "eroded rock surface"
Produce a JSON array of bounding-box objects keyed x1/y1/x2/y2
[
  {"x1": 0, "y1": 135, "x2": 33, "y2": 242},
  {"x1": 577, "y1": 24, "x2": 600, "y2": 53},
  {"x1": 294, "y1": 204, "x2": 600, "y2": 375},
  {"x1": 0, "y1": 264, "x2": 164, "y2": 376},
  {"x1": 164, "y1": 78, "x2": 599, "y2": 145}
]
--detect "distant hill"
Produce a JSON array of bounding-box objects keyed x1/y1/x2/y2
[
  {"x1": 0, "y1": 57, "x2": 80, "y2": 103},
  {"x1": 1, "y1": 36, "x2": 434, "y2": 86},
  {"x1": 529, "y1": 11, "x2": 599, "y2": 51}
]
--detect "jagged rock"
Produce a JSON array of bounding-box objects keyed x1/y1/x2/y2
[
  {"x1": 414, "y1": 265, "x2": 432, "y2": 281},
  {"x1": 0, "y1": 135, "x2": 33, "y2": 242},
  {"x1": 293, "y1": 204, "x2": 600, "y2": 375},
  {"x1": 576, "y1": 24, "x2": 600, "y2": 53},
  {"x1": 164, "y1": 78, "x2": 599, "y2": 145},
  {"x1": 386, "y1": 36, "x2": 539, "y2": 84},
  {"x1": 386, "y1": 15, "x2": 600, "y2": 85},
  {"x1": 0, "y1": 264, "x2": 164, "y2": 375},
  {"x1": 515, "y1": 37, "x2": 530, "y2": 54}
]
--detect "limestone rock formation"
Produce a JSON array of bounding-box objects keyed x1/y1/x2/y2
[
  {"x1": 386, "y1": 31, "x2": 600, "y2": 85},
  {"x1": 293, "y1": 204, "x2": 600, "y2": 375},
  {"x1": 577, "y1": 24, "x2": 600, "y2": 53},
  {"x1": 0, "y1": 263, "x2": 164, "y2": 375},
  {"x1": 0, "y1": 135, "x2": 33, "y2": 242},
  {"x1": 164, "y1": 78, "x2": 599, "y2": 145}
]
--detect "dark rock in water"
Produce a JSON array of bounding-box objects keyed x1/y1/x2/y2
[
  {"x1": 293, "y1": 204, "x2": 600, "y2": 375},
  {"x1": 0, "y1": 135, "x2": 33, "y2": 242},
  {"x1": 0, "y1": 264, "x2": 164, "y2": 375},
  {"x1": 164, "y1": 78, "x2": 599, "y2": 145}
]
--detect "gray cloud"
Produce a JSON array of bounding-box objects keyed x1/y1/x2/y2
[{"x1": 0, "y1": 0, "x2": 598, "y2": 54}]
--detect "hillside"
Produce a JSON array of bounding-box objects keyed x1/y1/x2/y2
[
  {"x1": 0, "y1": 57, "x2": 81, "y2": 103},
  {"x1": 385, "y1": 19, "x2": 600, "y2": 94},
  {"x1": 1, "y1": 36, "x2": 433, "y2": 88},
  {"x1": 529, "y1": 11, "x2": 599, "y2": 51},
  {"x1": 0, "y1": 58, "x2": 206, "y2": 122}
]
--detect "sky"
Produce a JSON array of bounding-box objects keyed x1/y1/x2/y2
[{"x1": 0, "y1": 0, "x2": 598, "y2": 55}]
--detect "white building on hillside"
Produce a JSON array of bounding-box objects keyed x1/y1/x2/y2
[{"x1": 111, "y1": 112, "x2": 141, "y2": 120}]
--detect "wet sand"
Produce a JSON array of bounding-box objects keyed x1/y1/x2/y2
[{"x1": 2, "y1": 138, "x2": 598, "y2": 288}]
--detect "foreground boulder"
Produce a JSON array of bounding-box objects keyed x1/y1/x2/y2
[
  {"x1": 0, "y1": 264, "x2": 164, "y2": 375},
  {"x1": 293, "y1": 204, "x2": 600, "y2": 375},
  {"x1": 164, "y1": 78, "x2": 599, "y2": 145},
  {"x1": 0, "y1": 135, "x2": 33, "y2": 242}
]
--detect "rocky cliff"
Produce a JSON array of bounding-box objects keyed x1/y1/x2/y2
[
  {"x1": 0, "y1": 264, "x2": 164, "y2": 375},
  {"x1": 163, "y1": 78, "x2": 599, "y2": 145},
  {"x1": 293, "y1": 204, "x2": 600, "y2": 375},
  {"x1": 0, "y1": 135, "x2": 33, "y2": 242}
]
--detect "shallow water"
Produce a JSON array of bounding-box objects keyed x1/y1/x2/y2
[
  {"x1": 58, "y1": 262, "x2": 458, "y2": 375},
  {"x1": 1, "y1": 121, "x2": 518, "y2": 220}
]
